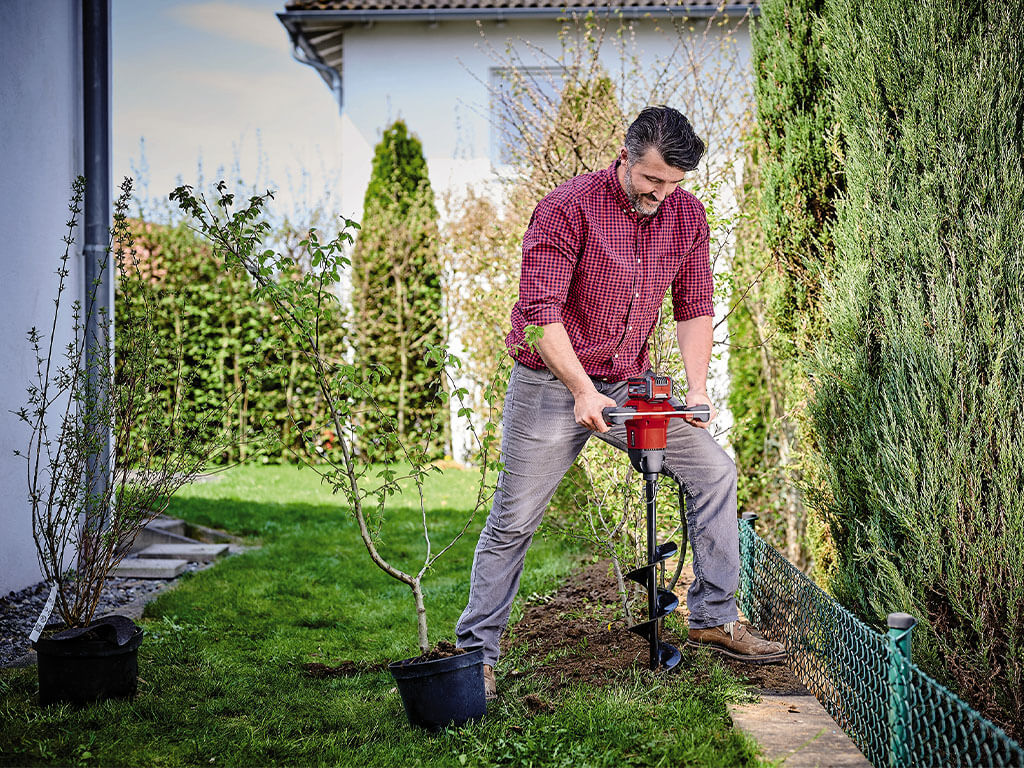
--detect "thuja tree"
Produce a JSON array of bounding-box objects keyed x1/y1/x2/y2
[
  {"x1": 726, "y1": 130, "x2": 777, "y2": 537},
  {"x1": 812, "y1": 0, "x2": 1024, "y2": 738},
  {"x1": 353, "y1": 121, "x2": 444, "y2": 456},
  {"x1": 727, "y1": 0, "x2": 844, "y2": 570}
]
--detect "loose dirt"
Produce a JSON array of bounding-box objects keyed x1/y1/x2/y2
[
  {"x1": 302, "y1": 558, "x2": 806, "y2": 697},
  {"x1": 506, "y1": 558, "x2": 808, "y2": 695},
  {"x1": 403, "y1": 640, "x2": 467, "y2": 664}
]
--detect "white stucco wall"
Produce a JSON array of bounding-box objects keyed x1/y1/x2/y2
[
  {"x1": 0, "y1": 1, "x2": 83, "y2": 595},
  {"x1": 338, "y1": 17, "x2": 752, "y2": 219},
  {"x1": 334, "y1": 15, "x2": 752, "y2": 461}
]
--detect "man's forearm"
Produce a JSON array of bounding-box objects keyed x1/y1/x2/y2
[
  {"x1": 534, "y1": 322, "x2": 615, "y2": 432},
  {"x1": 534, "y1": 322, "x2": 595, "y2": 397},
  {"x1": 676, "y1": 316, "x2": 713, "y2": 394}
]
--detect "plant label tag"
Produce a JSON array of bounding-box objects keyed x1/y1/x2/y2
[{"x1": 29, "y1": 585, "x2": 58, "y2": 643}]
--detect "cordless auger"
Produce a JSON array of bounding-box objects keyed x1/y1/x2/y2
[{"x1": 602, "y1": 374, "x2": 710, "y2": 672}]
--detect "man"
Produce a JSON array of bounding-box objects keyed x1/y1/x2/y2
[{"x1": 456, "y1": 106, "x2": 785, "y2": 700}]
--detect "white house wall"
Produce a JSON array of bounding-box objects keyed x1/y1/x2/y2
[
  {"x1": 338, "y1": 17, "x2": 752, "y2": 218},
  {"x1": 0, "y1": 1, "x2": 84, "y2": 595}
]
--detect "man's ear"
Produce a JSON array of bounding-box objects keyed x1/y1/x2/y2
[{"x1": 618, "y1": 147, "x2": 629, "y2": 163}]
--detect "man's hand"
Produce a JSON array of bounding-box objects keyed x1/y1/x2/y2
[
  {"x1": 574, "y1": 387, "x2": 617, "y2": 433},
  {"x1": 684, "y1": 390, "x2": 716, "y2": 429}
]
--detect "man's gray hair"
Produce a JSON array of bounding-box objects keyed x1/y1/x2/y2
[{"x1": 624, "y1": 106, "x2": 706, "y2": 172}]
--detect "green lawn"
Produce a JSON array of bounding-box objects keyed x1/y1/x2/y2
[{"x1": 0, "y1": 464, "x2": 764, "y2": 767}]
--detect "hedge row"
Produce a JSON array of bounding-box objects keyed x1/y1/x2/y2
[
  {"x1": 728, "y1": 0, "x2": 843, "y2": 570},
  {"x1": 741, "y1": 0, "x2": 1024, "y2": 739},
  {"x1": 115, "y1": 220, "x2": 344, "y2": 464},
  {"x1": 812, "y1": 0, "x2": 1024, "y2": 738}
]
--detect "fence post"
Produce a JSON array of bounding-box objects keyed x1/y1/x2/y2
[{"x1": 887, "y1": 612, "x2": 917, "y2": 768}]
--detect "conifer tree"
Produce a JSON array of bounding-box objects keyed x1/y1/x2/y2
[
  {"x1": 352, "y1": 121, "x2": 444, "y2": 455},
  {"x1": 729, "y1": 0, "x2": 844, "y2": 568},
  {"x1": 813, "y1": 0, "x2": 1024, "y2": 737}
]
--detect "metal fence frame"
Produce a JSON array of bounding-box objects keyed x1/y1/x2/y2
[{"x1": 737, "y1": 515, "x2": 1024, "y2": 768}]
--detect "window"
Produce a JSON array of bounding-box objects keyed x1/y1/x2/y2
[{"x1": 490, "y1": 66, "x2": 564, "y2": 167}]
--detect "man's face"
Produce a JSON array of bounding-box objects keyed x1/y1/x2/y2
[{"x1": 620, "y1": 148, "x2": 686, "y2": 216}]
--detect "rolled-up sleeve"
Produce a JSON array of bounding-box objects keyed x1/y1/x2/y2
[
  {"x1": 671, "y1": 208, "x2": 713, "y2": 321},
  {"x1": 518, "y1": 199, "x2": 580, "y2": 326}
]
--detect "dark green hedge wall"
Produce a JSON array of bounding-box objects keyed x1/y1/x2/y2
[
  {"x1": 729, "y1": 0, "x2": 844, "y2": 568},
  {"x1": 812, "y1": 0, "x2": 1024, "y2": 738},
  {"x1": 115, "y1": 219, "x2": 344, "y2": 464}
]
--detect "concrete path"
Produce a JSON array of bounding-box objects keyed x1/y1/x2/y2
[
  {"x1": 673, "y1": 562, "x2": 870, "y2": 767},
  {"x1": 728, "y1": 694, "x2": 871, "y2": 767}
]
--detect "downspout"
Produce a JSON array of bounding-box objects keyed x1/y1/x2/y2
[
  {"x1": 82, "y1": 0, "x2": 112, "y2": 529},
  {"x1": 285, "y1": 27, "x2": 343, "y2": 112}
]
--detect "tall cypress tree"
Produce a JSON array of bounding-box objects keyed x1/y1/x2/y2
[
  {"x1": 729, "y1": 0, "x2": 844, "y2": 567},
  {"x1": 352, "y1": 121, "x2": 444, "y2": 456},
  {"x1": 814, "y1": 0, "x2": 1024, "y2": 737}
]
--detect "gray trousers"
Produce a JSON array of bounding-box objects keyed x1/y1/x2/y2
[{"x1": 456, "y1": 363, "x2": 740, "y2": 666}]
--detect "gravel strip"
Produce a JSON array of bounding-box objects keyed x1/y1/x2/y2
[{"x1": 0, "y1": 564, "x2": 203, "y2": 668}]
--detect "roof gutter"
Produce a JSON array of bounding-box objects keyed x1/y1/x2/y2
[{"x1": 278, "y1": 5, "x2": 757, "y2": 25}]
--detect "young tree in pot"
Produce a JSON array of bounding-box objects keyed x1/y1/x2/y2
[
  {"x1": 170, "y1": 181, "x2": 507, "y2": 730},
  {"x1": 16, "y1": 178, "x2": 245, "y2": 705}
]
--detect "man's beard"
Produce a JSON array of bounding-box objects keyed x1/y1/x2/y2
[{"x1": 624, "y1": 162, "x2": 661, "y2": 216}]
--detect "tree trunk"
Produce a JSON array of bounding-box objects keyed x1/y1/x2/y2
[
  {"x1": 411, "y1": 578, "x2": 429, "y2": 654},
  {"x1": 396, "y1": 273, "x2": 408, "y2": 440}
]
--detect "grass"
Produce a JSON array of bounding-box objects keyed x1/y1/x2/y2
[{"x1": 0, "y1": 464, "x2": 765, "y2": 767}]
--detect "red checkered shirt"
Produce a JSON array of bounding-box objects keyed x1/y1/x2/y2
[{"x1": 506, "y1": 160, "x2": 713, "y2": 381}]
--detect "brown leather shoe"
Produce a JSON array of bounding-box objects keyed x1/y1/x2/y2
[
  {"x1": 483, "y1": 664, "x2": 497, "y2": 701},
  {"x1": 687, "y1": 622, "x2": 787, "y2": 664}
]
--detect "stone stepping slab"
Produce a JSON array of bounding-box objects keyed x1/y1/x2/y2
[
  {"x1": 112, "y1": 558, "x2": 188, "y2": 579},
  {"x1": 728, "y1": 694, "x2": 871, "y2": 767},
  {"x1": 135, "y1": 543, "x2": 229, "y2": 562}
]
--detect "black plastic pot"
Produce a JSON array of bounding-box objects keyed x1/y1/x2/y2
[
  {"x1": 388, "y1": 647, "x2": 486, "y2": 730},
  {"x1": 32, "y1": 615, "x2": 143, "y2": 706}
]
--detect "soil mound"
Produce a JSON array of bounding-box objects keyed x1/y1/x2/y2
[{"x1": 508, "y1": 559, "x2": 807, "y2": 695}]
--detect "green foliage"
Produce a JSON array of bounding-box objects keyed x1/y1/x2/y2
[
  {"x1": 753, "y1": 0, "x2": 842, "y2": 326},
  {"x1": 353, "y1": 121, "x2": 445, "y2": 457},
  {"x1": 727, "y1": 132, "x2": 774, "y2": 521},
  {"x1": 115, "y1": 218, "x2": 346, "y2": 464},
  {"x1": 811, "y1": 0, "x2": 1024, "y2": 739},
  {"x1": 731, "y1": 0, "x2": 845, "y2": 569}
]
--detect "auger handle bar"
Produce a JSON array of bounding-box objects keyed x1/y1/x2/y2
[{"x1": 602, "y1": 404, "x2": 711, "y2": 426}]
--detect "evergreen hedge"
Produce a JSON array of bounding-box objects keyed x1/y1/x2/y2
[
  {"x1": 812, "y1": 0, "x2": 1024, "y2": 738},
  {"x1": 727, "y1": 131, "x2": 776, "y2": 530},
  {"x1": 115, "y1": 220, "x2": 344, "y2": 464},
  {"x1": 352, "y1": 121, "x2": 445, "y2": 457},
  {"x1": 728, "y1": 0, "x2": 844, "y2": 568}
]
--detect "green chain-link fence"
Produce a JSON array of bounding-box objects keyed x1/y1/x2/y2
[{"x1": 737, "y1": 515, "x2": 1024, "y2": 768}]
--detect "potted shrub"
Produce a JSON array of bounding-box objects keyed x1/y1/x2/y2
[
  {"x1": 171, "y1": 181, "x2": 505, "y2": 730},
  {"x1": 16, "y1": 178, "x2": 242, "y2": 705}
]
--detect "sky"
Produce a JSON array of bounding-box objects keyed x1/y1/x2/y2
[{"x1": 113, "y1": 0, "x2": 343, "y2": 220}]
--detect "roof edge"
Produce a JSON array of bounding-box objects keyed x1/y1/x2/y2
[{"x1": 277, "y1": 5, "x2": 758, "y2": 24}]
